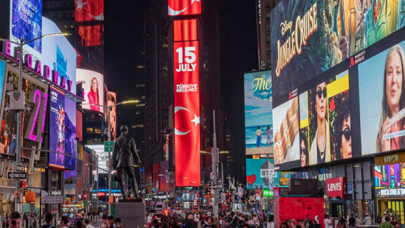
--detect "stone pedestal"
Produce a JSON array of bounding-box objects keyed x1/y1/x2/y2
[{"x1": 115, "y1": 201, "x2": 145, "y2": 228}]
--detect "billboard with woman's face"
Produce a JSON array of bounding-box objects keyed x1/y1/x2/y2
[
  {"x1": 359, "y1": 41, "x2": 405, "y2": 155},
  {"x1": 77, "y1": 69, "x2": 104, "y2": 112}
]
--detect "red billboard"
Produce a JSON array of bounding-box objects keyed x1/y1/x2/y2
[
  {"x1": 168, "y1": 0, "x2": 201, "y2": 16},
  {"x1": 326, "y1": 177, "x2": 346, "y2": 199},
  {"x1": 174, "y1": 39, "x2": 200, "y2": 186}
]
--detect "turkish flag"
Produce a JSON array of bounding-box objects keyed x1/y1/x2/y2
[
  {"x1": 174, "y1": 41, "x2": 200, "y2": 187},
  {"x1": 168, "y1": 0, "x2": 201, "y2": 16}
]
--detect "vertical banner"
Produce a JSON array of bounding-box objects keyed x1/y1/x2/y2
[{"x1": 174, "y1": 40, "x2": 200, "y2": 186}]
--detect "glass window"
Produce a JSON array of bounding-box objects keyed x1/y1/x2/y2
[
  {"x1": 94, "y1": 128, "x2": 101, "y2": 134},
  {"x1": 354, "y1": 163, "x2": 362, "y2": 181},
  {"x1": 355, "y1": 181, "x2": 363, "y2": 199},
  {"x1": 363, "y1": 180, "x2": 372, "y2": 199},
  {"x1": 363, "y1": 162, "x2": 371, "y2": 180},
  {"x1": 346, "y1": 164, "x2": 353, "y2": 181},
  {"x1": 86, "y1": 128, "x2": 93, "y2": 134}
]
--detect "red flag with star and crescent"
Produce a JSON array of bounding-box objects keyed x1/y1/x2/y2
[{"x1": 174, "y1": 40, "x2": 201, "y2": 187}]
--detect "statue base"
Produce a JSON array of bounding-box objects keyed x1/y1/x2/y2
[{"x1": 115, "y1": 201, "x2": 145, "y2": 228}]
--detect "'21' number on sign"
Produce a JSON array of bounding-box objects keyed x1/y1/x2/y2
[
  {"x1": 24, "y1": 89, "x2": 48, "y2": 143},
  {"x1": 175, "y1": 46, "x2": 197, "y2": 72}
]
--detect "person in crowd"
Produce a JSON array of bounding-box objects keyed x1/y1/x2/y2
[
  {"x1": 379, "y1": 216, "x2": 393, "y2": 228},
  {"x1": 8, "y1": 212, "x2": 21, "y2": 228},
  {"x1": 281, "y1": 222, "x2": 288, "y2": 228},
  {"x1": 74, "y1": 220, "x2": 85, "y2": 228},
  {"x1": 355, "y1": 216, "x2": 360, "y2": 227},
  {"x1": 324, "y1": 215, "x2": 333, "y2": 228},
  {"x1": 147, "y1": 214, "x2": 153, "y2": 227},
  {"x1": 304, "y1": 215, "x2": 312, "y2": 228},
  {"x1": 348, "y1": 214, "x2": 356, "y2": 228},
  {"x1": 60, "y1": 216, "x2": 69, "y2": 228},
  {"x1": 377, "y1": 45, "x2": 405, "y2": 152},
  {"x1": 364, "y1": 213, "x2": 372, "y2": 225},
  {"x1": 101, "y1": 215, "x2": 109, "y2": 228},
  {"x1": 152, "y1": 219, "x2": 160, "y2": 228},
  {"x1": 203, "y1": 217, "x2": 216, "y2": 228},
  {"x1": 113, "y1": 218, "x2": 123, "y2": 228},
  {"x1": 253, "y1": 215, "x2": 260, "y2": 225},
  {"x1": 266, "y1": 126, "x2": 272, "y2": 146},
  {"x1": 108, "y1": 216, "x2": 115, "y2": 228},
  {"x1": 40, "y1": 213, "x2": 53, "y2": 228},
  {"x1": 390, "y1": 217, "x2": 399, "y2": 227},
  {"x1": 185, "y1": 215, "x2": 197, "y2": 228},
  {"x1": 248, "y1": 214, "x2": 255, "y2": 225},
  {"x1": 84, "y1": 219, "x2": 94, "y2": 228}
]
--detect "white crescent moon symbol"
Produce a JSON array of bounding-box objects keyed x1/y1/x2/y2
[
  {"x1": 168, "y1": 5, "x2": 188, "y2": 16},
  {"x1": 174, "y1": 106, "x2": 191, "y2": 135}
]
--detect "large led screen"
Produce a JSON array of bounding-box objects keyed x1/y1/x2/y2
[
  {"x1": 244, "y1": 71, "x2": 272, "y2": 155},
  {"x1": 49, "y1": 87, "x2": 76, "y2": 170},
  {"x1": 246, "y1": 159, "x2": 274, "y2": 190},
  {"x1": 42, "y1": 17, "x2": 77, "y2": 94},
  {"x1": 274, "y1": 71, "x2": 352, "y2": 170},
  {"x1": 375, "y1": 162, "x2": 405, "y2": 198},
  {"x1": 359, "y1": 40, "x2": 405, "y2": 155},
  {"x1": 75, "y1": 0, "x2": 104, "y2": 47},
  {"x1": 10, "y1": 0, "x2": 42, "y2": 61},
  {"x1": 168, "y1": 0, "x2": 202, "y2": 16},
  {"x1": 77, "y1": 69, "x2": 104, "y2": 112},
  {"x1": 107, "y1": 91, "x2": 117, "y2": 141},
  {"x1": 0, "y1": 70, "x2": 48, "y2": 158},
  {"x1": 271, "y1": 0, "x2": 405, "y2": 100}
]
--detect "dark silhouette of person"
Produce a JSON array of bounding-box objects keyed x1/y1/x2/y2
[{"x1": 112, "y1": 125, "x2": 142, "y2": 199}]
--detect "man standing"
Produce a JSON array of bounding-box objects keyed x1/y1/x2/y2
[
  {"x1": 324, "y1": 215, "x2": 333, "y2": 228},
  {"x1": 364, "y1": 214, "x2": 372, "y2": 225},
  {"x1": 40, "y1": 213, "x2": 53, "y2": 228},
  {"x1": 60, "y1": 216, "x2": 69, "y2": 228},
  {"x1": 379, "y1": 216, "x2": 393, "y2": 228},
  {"x1": 112, "y1": 125, "x2": 142, "y2": 199},
  {"x1": 84, "y1": 219, "x2": 95, "y2": 228},
  {"x1": 349, "y1": 214, "x2": 356, "y2": 228}
]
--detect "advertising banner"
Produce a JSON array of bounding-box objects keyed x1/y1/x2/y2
[
  {"x1": 375, "y1": 162, "x2": 405, "y2": 198},
  {"x1": 0, "y1": 70, "x2": 48, "y2": 159},
  {"x1": 10, "y1": 0, "x2": 42, "y2": 61},
  {"x1": 359, "y1": 40, "x2": 405, "y2": 155},
  {"x1": 326, "y1": 177, "x2": 346, "y2": 199},
  {"x1": 49, "y1": 87, "x2": 77, "y2": 170},
  {"x1": 246, "y1": 159, "x2": 274, "y2": 190},
  {"x1": 77, "y1": 69, "x2": 104, "y2": 112},
  {"x1": 75, "y1": 0, "x2": 104, "y2": 47},
  {"x1": 168, "y1": 0, "x2": 202, "y2": 16},
  {"x1": 107, "y1": 91, "x2": 117, "y2": 141},
  {"x1": 174, "y1": 40, "x2": 200, "y2": 186},
  {"x1": 271, "y1": 0, "x2": 405, "y2": 100},
  {"x1": 274, "y1": 71, "x2": 352, "y2": 170},
  {"x1": 244, "y1": 71, "x2": 273, "y2": 155},
  {"x1": 42, "y1": 17, "x2": 77, "y2": 94}
]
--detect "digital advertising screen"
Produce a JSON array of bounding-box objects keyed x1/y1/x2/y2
[
  {"x1": 271, "y1": 0, "x2": 405, "y2": 100},
  {"x1": 10, "y1": 0, "x2": 42, "y2": 61},
  {"x1": 168, "y1": 0, "x2": 202, "y2": 16},
  {"x1": 75, "y1": 0, "x2": 104, "y2": 47},
  {"x1": 107, "y1": 91, "x2": 117, "y2": 140},
  {"x1": 0, "y1": 60, "x2": 7, "y2": 118},
  {"x1": 77, "y1": 69, "x2": 104, "y2": 112},
  {"x1": 42, "y1": 17, "x2": 77, "y2": 94},
  {"x1": 244, "y1": 70, "x2": 273, "y2": 155},
  {"x1": 359, "y1": 40, "x2": 405, "y2": 155},
  {"x1": 246, "y1": 159, "x2": 274, "y2": 190},
  {"x1": 375, "y1": 162, "x2": 405, "y2": 198},
  {"x1": 49, "y1": 87, "x2": 77, "y2": 170},
  {"x1": 0, "y1": 70, "x2": 48, "y2": 158}
]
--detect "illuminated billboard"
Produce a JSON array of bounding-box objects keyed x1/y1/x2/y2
[
  {"x1": 168, "y1": 0, "x2": 201, "y2": 16},
  {"x1": 77, "y1": 69, "x2": 104, "y2": 112},
  {"x1": 49, "y1": 87, "x2": 77, "y2": 170},
  {"x1": 42, "y1": 17, "x2": 77, "y2": 94},
  {"x1": 274, "y1": 71, "x2": 352, "y2": 170},
  {"x1": 75, "y1": 0, "x2": 104, "y2": 47},
  {"x1": 359, "y1": 39, "x2": 405, "y2": 155},
  {"x1": 246, "y1": 159, "x2": 274, "y2": 190},
  {"x1": 174, "y1": 20, "x2": 200, "y2": 186},
  {"x1": 107, "y1": 91, "x2": 117, "y2": 140},
  {"x1": 271, "y1": 0, "x2": 405, "y2": 100},
  {"x1": 374, "y1": 153, "x2": 405, "y2": 198},
  {"x1": 0, "y1": 69, "x2": 48, "y2": 159},
  {"x1": 10, "y1": 0, "x2": 42, "y2": 61},
  {"x1": 244, "y1": 71, "x2": 273, "y2": 155}
]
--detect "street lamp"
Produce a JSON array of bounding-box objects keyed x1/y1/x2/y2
[
  {"x1": 199, "y1": 151, "x2": 224, "y2": 193},
  {"x1": 0, "y1": 33, "x2": 70, "y2": 212}
]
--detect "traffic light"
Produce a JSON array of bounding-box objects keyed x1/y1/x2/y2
[
  {"x1": 83, "y1": 194, "x2": 87, "y2": 200},
  {"x1": 152, "y1": 188, "x2": 155, "y2": 191}
]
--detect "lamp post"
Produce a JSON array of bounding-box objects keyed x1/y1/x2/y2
[
  {"x1": 199, "y1": 151, "x2": 225, "y2": 195},
  {"x1": 1, "y1": 33, "x2": 70, "y2": 212},
  {"x1": 81, "y1": 99, "x2": 140, "y2": 215}
]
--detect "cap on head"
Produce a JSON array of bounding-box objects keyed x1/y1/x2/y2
[{"x1": 120, "y1": 125, "x2": 128, "y2": 133}]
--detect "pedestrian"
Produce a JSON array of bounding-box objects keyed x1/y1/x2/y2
[
  {"x1": 113, "y1": 218, "x2": 123, "y2": 228},
  {"x1": 7, "y1": 212, "x2": 21, "y2": 228},
  {"x1": 152, "y1": 219, "x2": 160, "y2": 228},
  {"x1": 74, "y1": 220, "x2": 85, "y2": 228},
  {"x1": 84, "y1": 219, "x2": 94, "y2": 228},
  {"x1": 60, "y1": 216, "x2": 69, "y2": 228},
  {"x1": 203, "y1": 217, "x2": 216, "y2": 228},
  {"x1": 108, "y1": 216, "x2": 114, "y2": 228},
  {"x1": 349, "y1": 214, "x2": 356, "y2": 228},
  {"x1": 304, "y1": 215, "x2": 312, "y2": 228},
  {"x1": 364, "y1": 214, "x2": 372, "y2": 226},
  {"x1": 147, "y1": 214, "x2": 153, "y2": 227},
  {"x1": 324, "y1": 215, "x2": 333, "y2": 228},
  {"x1": 101, "y1": 215, "x2": 109, "y2": 228},
  {"x1": 40, "y1": 213, "x2": 53, "y2": 228},
  {"x1": 379, "y1": 216, "x2": 393, "y2": 228},
  {"x1": 355, "y1": 216, "x2": 360, "y2": 227},
  {"x1": 390, "y1": 217, "x2": 398, "y2": 227}
]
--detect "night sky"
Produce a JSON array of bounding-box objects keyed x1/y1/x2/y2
[{"x1": 104, "y1": 0, "x2": 258, "y2": 160}]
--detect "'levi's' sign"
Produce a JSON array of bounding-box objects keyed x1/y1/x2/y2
[{"x1": 326, "y1": 177, "x2": 346, "y2": 199}]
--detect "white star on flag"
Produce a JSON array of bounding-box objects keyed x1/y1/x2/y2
[{"x1": 191, "y1": 114, "x2": 200, "y2": 127}]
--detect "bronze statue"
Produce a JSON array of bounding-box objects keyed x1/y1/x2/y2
[{"x1": 112, "y1": 125, "x2": 142, "y2": 199}]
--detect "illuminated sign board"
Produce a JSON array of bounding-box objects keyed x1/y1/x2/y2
[
  {"x1": 168, "y1": 0, "x2": 201, "y2": 16},
  {"x1": 76, "y1": 69, "x2": 104, "y2": 113}
]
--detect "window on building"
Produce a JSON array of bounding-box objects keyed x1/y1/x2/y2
[
  {"x1": 94, "y1": 128, "x2": 101, "y2": 134},
  {"x1": 86, "y1": 128, "x2": 93, "y2": 134}
]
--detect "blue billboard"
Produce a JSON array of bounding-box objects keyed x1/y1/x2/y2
[{"x1": 246, "y1": 159, "x2": 274, "y2": 190}]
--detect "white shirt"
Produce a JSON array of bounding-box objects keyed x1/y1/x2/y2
[
  {"x1": 86, "y1": 224, "x2": 95, "y2": 228},
  {"x1": 364, "y1": 216, "x2": 372, "y2": 225},
  {"x1": 355, "y1": 218, "x2": 361, "y2": 226},
  {"x1": 147, "y1": 215, "x2": 153, "y2": 223},
  {"x1": 324, "y1": 218, "x2": 333, "y2": 228}
]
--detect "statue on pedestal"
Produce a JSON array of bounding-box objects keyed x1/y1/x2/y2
[{"x1": 112, "y1": 125, "x2": 142, "y2": 199}]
